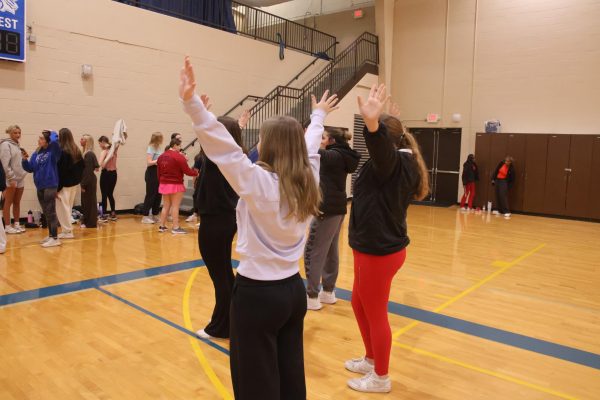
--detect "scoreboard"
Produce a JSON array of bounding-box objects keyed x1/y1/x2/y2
[{"x1": 0, "y1": 0, "x2": 25, "y2": 62}]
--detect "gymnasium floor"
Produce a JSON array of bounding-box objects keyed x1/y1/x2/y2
[{"x1": 1, "y1": 205, "x2": 599, "y2": 399}]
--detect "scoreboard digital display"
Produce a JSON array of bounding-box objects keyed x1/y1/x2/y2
[{"x1": 0, "y1": 0, "x2": 25, "y2": 62}]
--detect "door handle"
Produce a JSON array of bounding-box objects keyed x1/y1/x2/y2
[{"x1": 564, "y1": 168, "x2": 572, "y2": 172}]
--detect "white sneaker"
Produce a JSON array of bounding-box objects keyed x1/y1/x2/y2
[
  {"x1": 345, "y1": 357, "x2": 374, "y2": 374},
  {"x1": 319, "y1": 290, "x2": 337, "y2": 304},
  {"x1": 5, "y1": 226, "x2": 19, "y2": 234},
  {"x1": 492, "y1": 210, "x2": 499, "y2": 215},
  {"x1": 14, "y1": 224, "x2": 25, "y2": 233},
  {"x1": 196, "y1": 329, "x2": 213, "y2": 340},
  {"x1": 40, "y1": 236, "x2": 50, "y2": 244},
  {"x1": 58, "y1": 231, "x2": 74, "y2": 239},
  {"x1": 460, "y1": 207, "x2": 468, "y2": 212},
  {"x1": 504, "y1": 213, "x2": 511, "y2": 218},
  {"x1": 41, "y1": 238, "x2": 62, "y2": 248},
  {"x1": 307, "y1": 296, "x2": 322, "y2": 311},
  {"x1": 347, "y1": 371, "x2": 391, "y2": 393},
  {"x1": 141, "y1": 216, "x2": 156, "y2": 224},
  {"x1": 185, "y1": 214, "x2": 197, "y2": 222}
]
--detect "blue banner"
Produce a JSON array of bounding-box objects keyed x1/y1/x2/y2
[{"x1": 0, "y1": 0, "x2": 25, "y2": 62}]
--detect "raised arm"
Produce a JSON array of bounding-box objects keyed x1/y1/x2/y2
[
  {"x1": 357, "y1": 84, "x2": 397, "y2": 178},
  {"x1": 305, "y1": 91, "x2": 339, "y2": 156}
]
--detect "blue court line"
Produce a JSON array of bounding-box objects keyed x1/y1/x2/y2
[
  {"x1": 95, "y1": 286, "x2": 229, "y2": 356},
  {"x1": 334, "y1": 287, "x2": 600, "y2": 370},
  {"x1": 0, "y1": 259, "x2": 206, "y2": 307},
  {"x1": 1, "y1": 259, "x2": 599, "y2": 370}
]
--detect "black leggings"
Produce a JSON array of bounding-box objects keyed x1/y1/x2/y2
[
  {"x1": 142, "y1": 166, "x2": 161, "y2": 216},
  {"x1": 198, "y1": 213, "x2": 236, "y2": 338},
  {"x1": 100, "y1": 170, "x2": 117, "y2": 214},
  {"x1": 230, "y1": 273, "x2": 307, "y2": 400}
]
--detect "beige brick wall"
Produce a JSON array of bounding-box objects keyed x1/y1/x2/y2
[
  {"x1": 0, "y1": 0, "x2": 317, "y2": 217},
  {"x1": 380, "y1": 0, "x2": 600, "y2": 199}
]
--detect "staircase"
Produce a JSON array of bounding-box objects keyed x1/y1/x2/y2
[{"x1": 181, "y1": 32, "x2": 379, "y2": 212}]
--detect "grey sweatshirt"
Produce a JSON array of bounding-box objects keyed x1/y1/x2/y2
[{"x1": 0, "y1": 138, "x2": 27, "y2": 182}]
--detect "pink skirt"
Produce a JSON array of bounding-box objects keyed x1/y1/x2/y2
[{"x1": 159, "y1": 183, "x2": 186, "y2": 194}]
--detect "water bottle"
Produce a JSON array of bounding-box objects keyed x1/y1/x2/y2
[
  {"x1": 98, "y1": 203, "x2": 103, "y2": 216},
  {"x1": 487, "y1": 201, "x2": 492, "y2": 213},
  {"x1": 27, "y1": 210, "x2": 33, "y2": 224}
]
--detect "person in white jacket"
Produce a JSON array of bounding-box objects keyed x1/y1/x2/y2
[
  {"x1": 180, "y1": 56, "x2": 338, "y2": 400},
  {"x1": 0, "y1": 125, "x2": 28, "y2": 234}
]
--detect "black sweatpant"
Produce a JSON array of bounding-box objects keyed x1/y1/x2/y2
[
  {"x1": 81, "y1": 181, "x2": 97, "y2": 228},
  {"x1": 37, "y1": 188, "x2": 58, "y2": 238},
  {"x1": 230, "y1": 273, "x2": 307, "y2": 400},
  {"x1": 495, "y1": 180, "x2": 510, "y2": 214},
  {"x1": 198, "y1": 213, "x2": 236, "y2": 338},
  {"x1": 100, "y1": 169, "x2": 117, "y2": 214},
  {"x1": 142, "y1": 166, "x2": 161, "y2": 216}
]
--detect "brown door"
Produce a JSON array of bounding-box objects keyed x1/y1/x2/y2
[
  {"x1": 523, "y1": 134, "x2": 548, "y2": 213},
  {"x1": 411, "y1": 128, "x2": 436, "y2": 202},
  {"x1": 589, "y1": 136, "x2": 600, "y2": 220},
  {"x1": 543, "y1": 135, "x2": 571, "y2": 215},
  {"x1": 474, "y1": 133, "x2": 492, "y2": 208},
  {"x1": 565, "y1": 135, "x2": 594, "y2": 218},
  {"x1": 506, "y1": 134, "x2": 526, "y2": 212},
  {"x1": 489, "y1": 134, "x2": 508, "y2": 209}
]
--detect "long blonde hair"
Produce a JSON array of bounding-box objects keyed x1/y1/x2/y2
[
  {"x1": 380, "y1": 115, "x2": 430, "y2": 200},
  {"x1": 81, "y1": 134, "x2": 94, "y2": 154},
  {"x1": 257, "y1": 116, "x2": 321, "y2": 221}
]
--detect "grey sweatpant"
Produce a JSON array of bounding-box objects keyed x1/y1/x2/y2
[{"x1": 303, "y1": 214, "x2": 345, "y2": 298}]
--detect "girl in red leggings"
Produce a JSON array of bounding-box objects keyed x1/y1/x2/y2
[{"x1": 346, "y1": 84, "x2": 429, "y2": 393}]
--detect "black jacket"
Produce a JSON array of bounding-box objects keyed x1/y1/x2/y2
[
  {"x1": 0, "y1": 160, "x2": 6, "y2": 192},
  {"x1": 318, "y1": 143, "x2": 360, "y2": 216},
  {"x1": 461, "y1": 160, "x2": 479, "y2": 185},
  {"x1": 492, "y1": 161, "x2": 515, "y2": 185},
  {"x1": 194, "y1": 155, "x2": 238, "y2": 215},
  {"x1": 349, "y1": 124, "x2": 421, "y2": 255},
  {"x1": 57, "y1": 152, "x2": 84, "y2": 192}
]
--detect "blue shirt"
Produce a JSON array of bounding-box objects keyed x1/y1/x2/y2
[{"x1": 22, "y1": 140, "x2": 62, "y2": 189}]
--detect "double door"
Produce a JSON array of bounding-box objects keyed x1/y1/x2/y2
[{"x1": 410, "y1": 128, "x2": 462, "y2": 205}]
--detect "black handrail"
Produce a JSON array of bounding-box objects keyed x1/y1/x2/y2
[
  {"x1": 114, "y1": 0, "x2": 336, "y2": 59},
  {"x1": 238, "y1": 32, "x2": 379, "y2": 150}
]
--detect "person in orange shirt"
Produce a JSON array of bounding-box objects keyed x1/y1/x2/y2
[{"x1": 491, "y1": 156, "x2": 515, "y2": 217}]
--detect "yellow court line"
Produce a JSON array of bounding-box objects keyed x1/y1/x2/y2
[
  {"x1": 182, "y1": 268, "x2": 233, "y2": 400},
  {"x1": 393, "y1": 342, "x2": 579, "y2": 400},
  {"x1": 393, "y1": 243, "x2": 546, "y2": 339}
]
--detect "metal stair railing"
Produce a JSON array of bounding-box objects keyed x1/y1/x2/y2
[
  {"x1": 114, "y1": 0, "x2": 336, "y2": 59},
  {"x1": 235, "y1": 32, "x2": 379, "y2": 150}
]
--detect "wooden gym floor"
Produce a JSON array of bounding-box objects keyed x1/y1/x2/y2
[{"x1": 1, "y1": 205, "x2": 599, "y2": 399}]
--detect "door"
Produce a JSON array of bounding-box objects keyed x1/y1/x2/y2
[
  {"x1": 506, "y1": 134, "x2": 526, "y2": 211},
  {"x1": 488, "y1": 134, "x2": 508, "y2": 210},
  {"x1": 474, "y1": 133, "x2": 492, "y2": 208},
  {"x1": 565, "y1": 135, "x2": 594, "y2": 218},
  {"x1": 435, "y1": 128, "x2": 462, "y2": 205},
  {"x1": 543, "y1": 135, "x2": 571, "y2": 215},
  {"x1": 589, "y1": 136, "x2": 600, "y2": 220},
  {"x1": 523, "y1": 135, "x2": 548, "y2": 213}
]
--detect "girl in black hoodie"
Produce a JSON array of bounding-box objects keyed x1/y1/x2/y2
[
  {"x1": 460, "y1": 153, "x2": 479, "y2": 210},
  {"x1": 304, "y1": 126, "x2": 360, "y2": 310},
  {"x1": 346, "y1": 85, "x2": 429, "y2": 394}
]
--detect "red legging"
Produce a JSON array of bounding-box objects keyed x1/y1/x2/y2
[
  {"x1": 351, "y1": 248, "x2": 406, "y2": 376},
  {"x1": 460, "y1": 182, "x2": 476, "y2": 209}
]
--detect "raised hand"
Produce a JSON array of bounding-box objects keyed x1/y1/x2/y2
[
  {"x1": 238, "y1": 109, "x2": 251, "y2": 129},
  {"x1": 311, "y1": 90, "x2": 340, "y2": 114},
  {"x1": 389, "y1": 102, "x2": 401, "y2": 118},
  {"x1": 200, "y1": 94, "x2": 212, "y2": 111},
  {"x1": 357, "y1": 84, "x2": 390, "y2": 132},
  {"x1": 179, "y1": 56, "x2": 197, "y2": 102}
]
